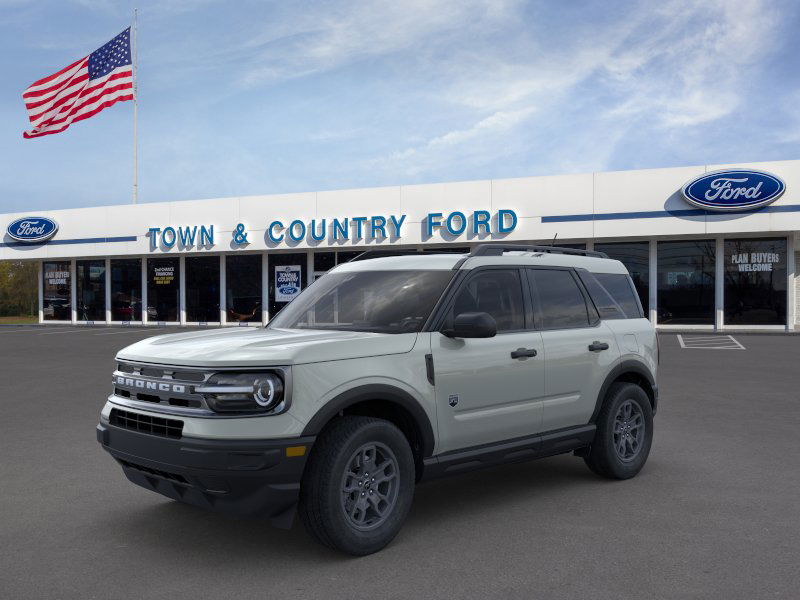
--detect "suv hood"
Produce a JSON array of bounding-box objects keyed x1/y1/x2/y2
[{"x1": 116, "y1": 327, "x2": 419, "y2": 367}]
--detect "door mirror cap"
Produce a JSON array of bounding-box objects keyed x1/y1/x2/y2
[{"x1": 442, "y1": 312, "x2": 497, "y2": 338}]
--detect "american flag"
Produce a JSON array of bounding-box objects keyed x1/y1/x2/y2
[{"x1": 22, "y1": 28, "x2": 133, "y2": 139}]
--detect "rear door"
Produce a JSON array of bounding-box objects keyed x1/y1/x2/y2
[
  {"x1": 527, "y1": 268, "x2": 620, "y2": 431},
  {"x1": 431, "y1": 267, "x2": 545, "y2": 454}
]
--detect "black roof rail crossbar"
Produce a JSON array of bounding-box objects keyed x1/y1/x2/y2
[{"x1": 469, "y1": 244, "x2": 608, "y2": 258}]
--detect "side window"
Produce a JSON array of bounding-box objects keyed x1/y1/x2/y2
[
  {"x1": 594, "y1": 273, "x2": 643, "y2": 318},
  {"x1": 529, "y1": 269, "x2": 591, "y2": 329},
  {"x1": 577, "y1": 271, "x2": 626, "y2": 320},
  {"x1": 448, "y1": 269, "x2": 525, "y2": 332}
]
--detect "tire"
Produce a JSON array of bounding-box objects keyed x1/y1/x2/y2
[
  {"x1": 298, "y1": 416, "x2": 415, "y2": 555},
  {"x1": 584, "y1": 382, "x2": 653, "y2": 479}
]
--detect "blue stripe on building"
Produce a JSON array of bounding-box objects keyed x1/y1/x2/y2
[
  {"x1": 541, "y1": 204, "x2": 800, "y2": 223},
  {"x1": 0, "y1": 235, "x2": 137, "y2": 248}
]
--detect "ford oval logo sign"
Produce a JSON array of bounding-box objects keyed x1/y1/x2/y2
[
  {"x1": 682, "y1": 170, "x2": 785, "y2": 212},
  {"x1": 6, "y1": 217, "x2": 59, "y2": 243}
]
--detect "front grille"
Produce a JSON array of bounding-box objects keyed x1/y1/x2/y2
[
  {"x1": 109, "y1": 408, "x2": 183, "y2": 439},
  {"x1": 118, "y1": 459, "x2": 188, "y2": 484},
  {"x1": 112, "y1": 362, "x2": 212, "y2": 413}
]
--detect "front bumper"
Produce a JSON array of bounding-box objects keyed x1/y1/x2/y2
[{"x1": 97, "y1": 423, "x2": 315, "y2": 528}]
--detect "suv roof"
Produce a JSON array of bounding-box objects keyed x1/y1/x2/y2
[{"x1": 334, "y1": 244, "x2": 630, "y2": 275}]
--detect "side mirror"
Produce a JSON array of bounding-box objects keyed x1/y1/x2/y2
[{"x1": 442, "y1": 312, "x2": 497, "y2": 338}]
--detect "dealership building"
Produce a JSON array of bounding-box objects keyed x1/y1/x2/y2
[{"x1": 2, "y1": 158, "x2": 799, "y2": 331}]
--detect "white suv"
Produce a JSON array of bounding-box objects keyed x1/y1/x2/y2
[{"x1": 97, "y1": 244, "x2": 658, "y2": 555}]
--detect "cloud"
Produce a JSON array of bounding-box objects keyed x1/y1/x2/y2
[
  {"x1": 363, "y1": 0, "x2": 786, "y2": 179},
  {"x1": 236, "y1": 0, "x2": 521, "y2": 87}
]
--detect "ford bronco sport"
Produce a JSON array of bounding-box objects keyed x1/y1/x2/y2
[{"x1": 97, "y1": 244, "x2": 658, "y2": 555}]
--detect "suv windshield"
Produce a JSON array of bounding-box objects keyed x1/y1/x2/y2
[{"x1": 268, "y1": 270, "x2": 455, "y2": 334}]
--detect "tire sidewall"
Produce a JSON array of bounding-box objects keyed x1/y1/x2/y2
[
  {"x1": 321, "y1": 420, "x2": 415, "y2": 554},
  {"x1": 599, "y1": 384, "x2": 654, "y2": 478}
]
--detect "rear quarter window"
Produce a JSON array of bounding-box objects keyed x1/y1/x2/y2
[{"x1": 590, "y1": 272, "x2": 644, "y2": 319}]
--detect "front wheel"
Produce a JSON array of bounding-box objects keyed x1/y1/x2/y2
[
  {"x1": 584, "y1": 382, "x2": 653, "y2": 479},
  {"x1": 299, "y1": 416, "x2": 415, "y2": 555}
]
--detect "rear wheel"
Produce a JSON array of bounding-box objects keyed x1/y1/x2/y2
[
  {"x1": 584, "y1": 382, "x2": 653, "y2": 479},
  {"x1": 299, "y1": 416, "x2": 415, "y2": 555}
]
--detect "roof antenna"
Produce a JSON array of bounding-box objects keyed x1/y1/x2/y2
[{"x1": 550, "y1": 233, "x2": 558, "y2": 246}]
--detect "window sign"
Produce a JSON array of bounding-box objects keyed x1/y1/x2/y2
[
  {"x1": 275, "y1": 265, "x2": 302, "y2": 302},
  {"x1": 147, "y1": 257, "x2": 179, "y2": 322},
  {"x1": 152, "y1": 264, "x2": 175, "y2": 285},
  {"x1": 43, "y1": 261, "x2": 71, "y2": 320},
  {"x1": 724, "y1": 238, "x2": 786, "y2": 325}
]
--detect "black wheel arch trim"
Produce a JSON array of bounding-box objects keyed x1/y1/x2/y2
[
  {"x1": 301, "y1": 384, "x2": 436, "y2": 458},
  {"x1": 591, "y1": 360, "x2": 657, "y2": 422}
]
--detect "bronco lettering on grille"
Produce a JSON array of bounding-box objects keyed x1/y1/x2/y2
[{"x1": 113, "y1": 375, "x2": 186, "y2": 394}]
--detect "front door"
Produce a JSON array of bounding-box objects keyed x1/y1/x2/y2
[{"x1": 431, "y1": 268, "x2": 546, "y2": 454}]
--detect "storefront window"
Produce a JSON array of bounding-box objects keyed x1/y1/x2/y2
[
  {"x1": 336, "y1": 251, "x2": 362, "y2": 264},
  {"x1": 76, "y1": 260, "x2": 105, "y2": 321},
  {"x1": 657, "y1": 240, "x2": 715, "y2": 324},
  {"x1": 595, "y1": 242, "x2": 650, "y2": 315},
  {"x1": 313, "y1": 252, "x2": 336, "y2": 282},
  {"x1": 42, "y1": 261, "x2": 71, "y2": 320},
  {"x1": 186, "y1": 256, "x2": 220, "y2": 322},
  {"x1": 269, "y1": 253, "x2": 307, "y2": 318},
  {"x1": 110, "y1": 259, "x2": 142, "y2": 321},
  {"x1": 226, "y1": 254, "x2": 262, "y2": 323},
  {"x1": 724, "y1": 238, "x2": 786, "y2": 325},
  {"x1": 147, "y1": 257, "x2": 179, "y2": 322}
]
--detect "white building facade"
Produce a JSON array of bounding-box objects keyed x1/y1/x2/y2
[{"x1": 2, "y1": 159, "x2": 799, "y2": 330}]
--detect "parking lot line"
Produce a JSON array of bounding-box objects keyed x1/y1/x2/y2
[{"x1": 677, "y1": 334, "x2": 745, "y2": 349}]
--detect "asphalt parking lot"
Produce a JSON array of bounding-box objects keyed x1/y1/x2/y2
[{"x1": 1, "y1": 327, "x2": 799, "y2": 599}]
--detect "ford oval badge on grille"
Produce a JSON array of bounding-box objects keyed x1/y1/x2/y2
[
  {"x1": 681, "y1": 170, "x2": 785, "y2": 212},
  {"x1": 6, "y1": 216, "x2": 59, "y2": 243}
]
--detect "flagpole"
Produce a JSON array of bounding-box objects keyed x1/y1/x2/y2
[{"x1": 132, "y1": 8, "x2": 138, "y2": 205}]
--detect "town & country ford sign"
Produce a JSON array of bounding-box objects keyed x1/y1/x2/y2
[
  {"x1": 682, "y1": 170, "x2": 785, "y2": 211},
  {"x1": 6, "y1": 216, "x2": 59, "y2": 243}
]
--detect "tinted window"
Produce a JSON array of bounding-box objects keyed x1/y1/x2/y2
[
  {"x1": 594, "y1": 241, "x2": 650, "y2": 315},
  {"x1": 595, "y1": 273, "x2": 643, "y2": 318},
  {"x1": 186, "y1": 256, "x2": 220, "y2": 322},
  {"x1": 270, "y1": 270, "x2": 454, "y2": 334},
  {"x1": 226, "y1": 254, "x2": 262, "y2": 323},
  {"x1": 530, "y1": 269, "x2": 590, "y2": 329},
  {"x1": 577, "y1": 271, "x2": 626, "y2": 320},
  {"x1": 657, "y1": 240, "x2": 715, "y2": 324},
  {"x1": 448, "y1": 269, "x2": 525, "y2": 332},
  {"x1": 76, "y1": 260, "x2": 105, "y2": 321},
  {"x1": 111, "y1": 259, "x2": 142, "y2": 321}
]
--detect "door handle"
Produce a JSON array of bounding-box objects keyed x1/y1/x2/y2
[
  {"x1": 511, "y1": 347, "x2": 538, "y2": 359},
  {"x1": 588, "y1": 341, "x2": 610, "y2": 352}
]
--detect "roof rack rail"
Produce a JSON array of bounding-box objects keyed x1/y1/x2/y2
[
  {"x1": 348, "y1": 248, "x2": 469, "y2": 262},
  {"x1": 469, "y1": 244, "x2": 608, "y2": 258}
]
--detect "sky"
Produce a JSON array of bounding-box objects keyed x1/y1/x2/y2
[{"x1": 1, "y1": 0, "x2": 799, "y2": 213}]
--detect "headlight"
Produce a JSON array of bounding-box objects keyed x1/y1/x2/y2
[{"x1": 196, "y1": 372, "x2": 285, "y2": 414}]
